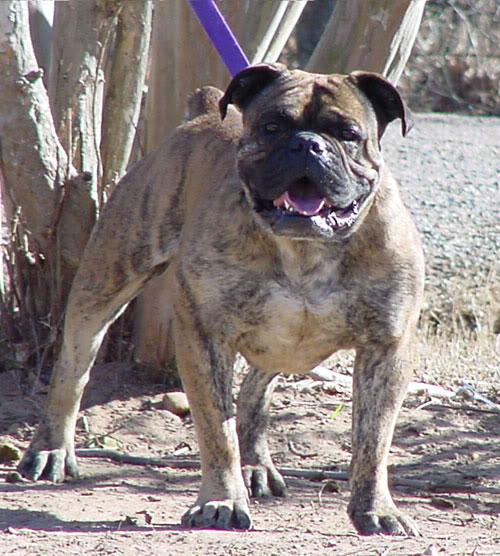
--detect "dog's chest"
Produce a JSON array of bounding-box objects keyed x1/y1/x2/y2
[{"x1": 232, "y1": 253, "x2": 352, "y2": 374}]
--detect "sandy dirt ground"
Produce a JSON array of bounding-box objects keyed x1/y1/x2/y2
[{"x1": 1, "y1": 362, "x2": 499, "y2": 555}]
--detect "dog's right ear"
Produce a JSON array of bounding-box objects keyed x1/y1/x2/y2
[{"x1": 219, "y1": 63, "x2": 285, "y2": 120}]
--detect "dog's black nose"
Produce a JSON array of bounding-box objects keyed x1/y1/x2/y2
[{"x1": 289, "y1": 133, "x2": 325, "y2": 154}]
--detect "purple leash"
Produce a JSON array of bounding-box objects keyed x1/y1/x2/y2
[{"x1": 187, "y1": 0, "x2": 250, "y2": 77}]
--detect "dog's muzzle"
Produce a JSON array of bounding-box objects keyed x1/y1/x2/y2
[{"x1": 245, "y1": 132, "x2": 374, "y2": 240}]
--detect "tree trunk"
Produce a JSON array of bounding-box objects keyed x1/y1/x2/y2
[
  {"x1": 100, "y1": 0, "x2": 153, "y2": 195},
  {"x1": 49, "y1": 0, "x2": 120, "y2": 210},
  {"x1": 307, "y1": 0, "x2": 427, "y2": 84},
  {"x1": 143, "y1": 0, "x2": 274, "y2": 148},
  {"x1": 0, "y1": 0, "x2": 143, "y2": 370},
  {"x1": 0, "y1": 0, "x2": 78, "y2": 357},
  {"x1": 0, "y1": 1, "x2": 65, "y2": 255}
]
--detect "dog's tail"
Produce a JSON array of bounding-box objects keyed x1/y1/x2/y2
[{"x1": 184, "y1": 86, "x2": 224, "y2": 121}]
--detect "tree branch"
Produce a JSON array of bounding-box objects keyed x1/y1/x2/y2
[{"x1": 76, "y1": 449, "x2": 500, "y2": 496}]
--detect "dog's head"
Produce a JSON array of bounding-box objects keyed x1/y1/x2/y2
[{"x1": 220, "y1": 63, "x2": 412, "y2": 241}]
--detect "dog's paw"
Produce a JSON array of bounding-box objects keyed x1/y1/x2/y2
[
  {"x1": 350, "y1": 509, "x2": 420, "y2": 537},
  {"x1": 18, "y1": 446, "x2": 79, "y2": 483},
  {"x1": 181, "y1": 499, "x2": 252, "y2": 530},
  {"x1": 242, "y1": 463, "x2": 287, "y2": 498}
]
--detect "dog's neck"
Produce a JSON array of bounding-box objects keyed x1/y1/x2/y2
[{"x1": 254, "y1": 230, "x2": 345, "y2": 282}]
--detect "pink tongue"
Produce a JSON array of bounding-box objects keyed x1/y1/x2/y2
[{"x1": 275, "y1": 191, "x2": 326, "y2": 216}]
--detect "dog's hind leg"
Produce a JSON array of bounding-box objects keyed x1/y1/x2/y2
[
  {"x1": 18, "y1": 174, "x2": 177, "y2": 482},
  {"x1": 18, "y1": 124, "x2": 187, "y2": 482},
  {"x1": 237, "y1": 368, "x2": 287, "y2": 498},
  {"x1": 18, "y1": 252, "x2": 168, "y2": 483}
]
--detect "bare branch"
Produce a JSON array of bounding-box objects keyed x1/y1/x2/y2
[{"x1": 252, "y1": 1, "x2": 308, "y2": 65}]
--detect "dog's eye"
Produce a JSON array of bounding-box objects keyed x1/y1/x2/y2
[
  {"x1": 339, "y1": 127, "x2": 361, "y2": 142},
  {"x1": 263, "y1": 122, "x2": 280, "y2": 135}
]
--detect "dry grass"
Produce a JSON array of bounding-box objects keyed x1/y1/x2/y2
[
  {"x1": 415, "y1": 272, "x2": 500, "y2": 393},
  {"x1": 320, "y1": 272, "x2": 500, "y2": 399}
]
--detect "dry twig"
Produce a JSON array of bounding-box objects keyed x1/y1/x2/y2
[{"x1": 75, "y1": 449, "x2": 500, "y2": 496}]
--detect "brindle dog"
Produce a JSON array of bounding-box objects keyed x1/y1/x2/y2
[{"x1": 19, "y1": 63, "x2": 424, "y2": 536}]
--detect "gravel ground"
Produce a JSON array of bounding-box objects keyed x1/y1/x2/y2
[{"x1": 382, "y1": 113, "x2": 499, "y2": 325}]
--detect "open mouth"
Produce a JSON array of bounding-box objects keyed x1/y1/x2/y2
[{"x1": 266, "y1": 178, "x2": 360, "y2": 230}]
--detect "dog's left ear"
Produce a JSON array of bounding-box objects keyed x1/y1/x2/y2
[
  {"x1": 348, "y1": 72, "x2": 414, "y2": 137},
  {"x1": 219, "y1": 63, "x2": 285, "y2": 120}
]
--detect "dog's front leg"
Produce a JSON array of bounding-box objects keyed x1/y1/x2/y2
[
  {"x1": 174, "y1": 301, "x2": 251, "y2": 530},
  {"x1": 348, "y1": 339, "x2": 420, "y2": 537},
  {"x1": 237, "y1": 368, "x2": 286, "y2": 498}
]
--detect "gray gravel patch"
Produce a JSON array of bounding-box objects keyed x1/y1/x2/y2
[{"x1": 382, "y1": 113, "x2": 499, "y2": 322}]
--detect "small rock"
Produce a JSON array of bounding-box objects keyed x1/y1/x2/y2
[
  {"x1": 137, "y1": 510, "x2": 153, "y2": 525},
  {"x1": 321, "y1": 479, "x2": 340, "y2": 493},
  {"x1": 76, "y1": 416, "x2": 90, "y2": 432},
  {"x1": 122, "y1": 515, "x2": 139, "y2": 527},
  {"x1": 0, "y1": 442, "x2": 21, "y2": 463},
  {"x1": 430, "y1": 496, "x2": 455, "y2": 510},
  {"x1": 162, "y1": 392, "x2": 190, "y2": 417},
  {"x1": 6, "y1": 471, "x2": 24, "y2": 484},
  {"x1": 173, "y1": 442, "x2": 192, "y2": 456}
]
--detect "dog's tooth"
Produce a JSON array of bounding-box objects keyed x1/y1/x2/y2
[
  {"x1": 352, "y1": 200, "x2": 359, "y2": 214},
  {"x1": 328, "y1": 213, "x2": 339, "y2": 228}
]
